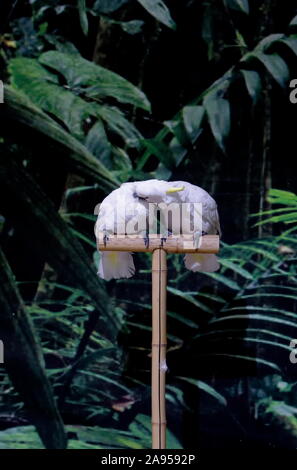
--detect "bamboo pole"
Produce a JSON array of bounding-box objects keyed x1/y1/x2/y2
[{"x1": 151, "y1": 248, "x2": 167, "y2": 449}]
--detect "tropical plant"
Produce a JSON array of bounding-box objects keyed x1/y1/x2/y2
[
  {"x1": 0, "y1": 414, "x2": 182, "y2": 449},
  {"x1": 1, "y1": 0, "x2": 297, "y2": 450},
  {"x1": 252, "y1": 189, "x2": 297, "y2": 230}
]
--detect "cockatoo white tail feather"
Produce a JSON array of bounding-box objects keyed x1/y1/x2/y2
[
  {"x1": 98, "y1": 251, "x2": 135, "y2": 281},
  {"x1": 184, "y1": 253, "x2": 219, "y2": 272}
]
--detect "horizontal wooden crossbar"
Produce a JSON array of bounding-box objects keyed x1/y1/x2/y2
[{"x1": 97, "y1": 234, "x2": 219, "y2": 254}]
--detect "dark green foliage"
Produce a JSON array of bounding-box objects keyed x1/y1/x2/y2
[
  {"x1": 1, "y1": 0, "x2": 297, "y2": 450},
  {"x1": 4, "y1": 86, "x2": 119, "y2": 191},
  {"x1": 0, "y1": 248, "x2": 67, "y2": 449},
  {"x1": 0, "y1": 415, "x2": 182, "y2": 449},
  {"x1": 136, "y1": 0, "x2": 176, "y2": 30}
]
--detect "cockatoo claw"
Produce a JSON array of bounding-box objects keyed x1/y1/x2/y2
[
  {"x1": 160, "y1": 229, "x2": 171, "y2": 247},
  {"x1": 103, "y1": 233, "x2": 109, "y2": 247},
  {"x1": 143, "y1": 234, "x2": 150, "y2": 249},
  {"x1": 193, "y1": 230, "x2": 206, "y2": 249}
]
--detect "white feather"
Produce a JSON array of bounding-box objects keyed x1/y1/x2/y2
[
  {"x1": 184, "y1": 253, "x2": 219, "y2": 272},
  {"x1": 96, "y1": 181, "x2": 147, "y2": 280},
  {"x1": 168, "y1": 181, "x2": 220, "y2": 272},
  {"x1": 98, "y1": 251, "x2": 135, "y2": 281}
]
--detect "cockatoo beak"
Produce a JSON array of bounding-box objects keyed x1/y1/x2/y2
[{"x1": 166, "y1": 186, "x2": 185, "y2": 194}]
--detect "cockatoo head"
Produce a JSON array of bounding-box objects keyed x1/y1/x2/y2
[{"x1": 134, "y1": 179, "x2": 184, "y2": 203}]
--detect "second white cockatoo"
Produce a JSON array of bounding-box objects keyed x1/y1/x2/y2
[{"x1": 95, "y1": 179, "x2": 221, "y2": 280}]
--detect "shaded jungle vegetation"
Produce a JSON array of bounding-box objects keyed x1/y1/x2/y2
[{"x1": 0, "y1": 0, "x2": 297, "y2": 449}]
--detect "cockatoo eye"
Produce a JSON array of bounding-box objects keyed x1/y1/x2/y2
[{"x1": 133, "y1": 191, "x2": 148, "y2": 201}]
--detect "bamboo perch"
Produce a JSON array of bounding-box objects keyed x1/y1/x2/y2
[
  {"x1": 97, "y1": 234, "x2": 219, "y2": 254},
  {"x1": 97, "y1": 234, "x2": 220, "y2": 449}
]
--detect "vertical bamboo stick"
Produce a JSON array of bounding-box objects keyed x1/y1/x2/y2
[{"x1": 151, "y1": 248, "x2": 167, "y2": 449}]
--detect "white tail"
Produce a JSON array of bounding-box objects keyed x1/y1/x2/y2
[
  {"x1": 184, "y1": 253, "x2": 219, "y2": 272},
  {"x1": 98, "y1": 251, "x2": 135, "y2": 280}
]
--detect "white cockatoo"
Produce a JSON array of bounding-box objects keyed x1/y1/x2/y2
[{"x1": 95, "y1": 179, "x2": 221, "y2": 280}]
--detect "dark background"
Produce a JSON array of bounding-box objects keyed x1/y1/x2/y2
[{"x1": 0, "y1": 0, "x2": 297, "y2": 450}]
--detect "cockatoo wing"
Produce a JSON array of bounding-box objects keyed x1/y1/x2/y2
[
  {"x1": 178, "y1": 182, "x2": 221, "y2": 272},
  {"x1": 96, "y1": 182, "x2": 149, "y2": 280},
  {"x1": 181, "y1": 182, "x2": 220, "y2": 235}
]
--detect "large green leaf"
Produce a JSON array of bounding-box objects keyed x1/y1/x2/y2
[
  {"x1": 9, "y1": 53, "x2": 148, "y2": 155},
  {"x1": 203, "y1": 91, "x2": 231, "y2": 152},
  {"x1": 95, "y1": 105, "x2": 142, "y2": 148},
  {"x1": 256, "y1": 34, "x2": 284, "y2": 52},
  {"x1": 69, "y1": 347, "x2": 115, "y2": 373},
  {"x1": 85, "y1": 119, "x2": 112, "y2": 167},
  {"x1": 290, "y1": 15, "x2": 297, "y2": 27},
  {"x1": 137, "y1": 0, "x2": 176, "y2": 30},
  {"x1": 4, "y1": 86, "x2": 119, "y2": 191},
  {"x1": 254, "y1": 212, "x2": 297, "y2": 226},
  {"x1": 0, "y1": 414, "x2": 182, "y2": 449},
  {"x1": 241, "y1": 69, "x2": 262, "y2": 104},
  {"x1": 201, "y1": 353, "x2": 281, "y2": 372},
  {"x1": 9, "y1": 58, "x2": 94, "y2": 139},
  {"x1": 93, "y1": 0, "x2": 129, "y2": 14},
  {"x1": 195, "y1": 328, "x2": 293, "y2": 343},
  {"x1": 210, "y1": 314, "x2": 297, "y2": 330},
  {"x1": 136, "y1": 69, "x2": 234, "y2": 170},
  {"x1": 141, "y1": 138, "x2": 176, "y2": 169},
  {"x1": 203, "y1": 272, "x2": 241, "y2": 290},
  {"x1": 234, "y1": 242, "x2": 280, "y2": 261},
  {"x1": 182, "y1": 105, "x2": 205, "y2": 143},
  {"x1": 167, "y1": 287, "x2": 213, "y2": 313},
  {"x1": 40, "y1": 51, "x2": 151, "y2": 111},
  {"x1": 223, "y1": 305, "x2": 297, "y2": 320},
  {"x1": 78, "y1": 0, "x2": 89, "y2": 35},
  {"x1": 267, "y1": 188, "x2": 297, "y2": 205},
  {"x1": 176, "y1": 377, "x2": 227, "y2": 406},
  {"x1": 219, "y1": 258, "x2": 254, "y2": 279},
  {"x1": 253, "y1": 189, "x2": 297, "y2": 226},
  {"x1": 224, "y1": 0, "x2": 249, "y2": 14},
  {"x1": 208, "y1": 335, "x2": 292, "y2": 352},
  {"x1": 245, "y1": 51, "x2": 289, "y2": 88},
  {"x1": 128, "y1": 414, "x2": 182, "y2": 449},
  {"x1": 0, "y1": 248, "x2": 67, "y2": 449},
  {"x1": 164, "y1": 118, "x2": 189, "y2": 147},
  {"x1": 136, "y1": 30, "x2": 295, "y2": 170}
]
